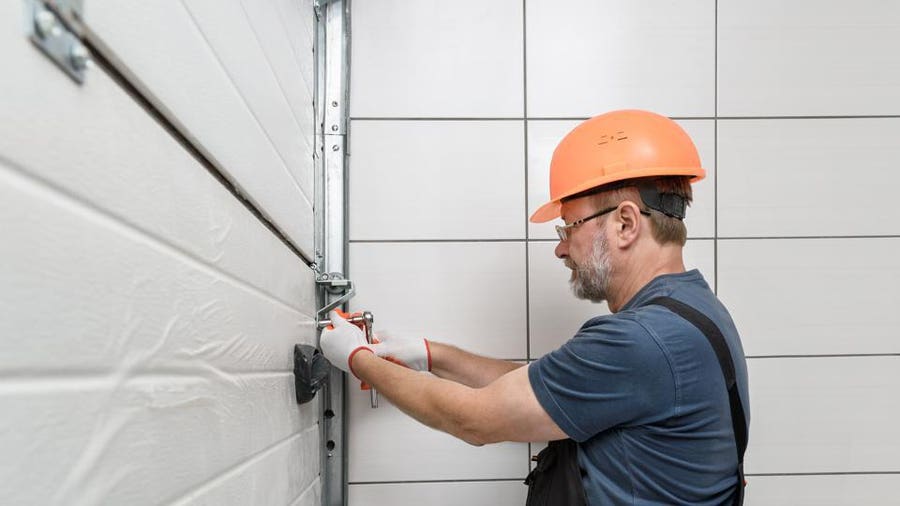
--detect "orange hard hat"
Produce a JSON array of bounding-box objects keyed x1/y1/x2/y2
[{"x1": 530, "y1": 109, "x2": 705, "y2": 223}]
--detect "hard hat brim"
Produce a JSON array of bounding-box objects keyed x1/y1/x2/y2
[{"x1": 528, "y1": 166, "x2": 706, "y2": 223}]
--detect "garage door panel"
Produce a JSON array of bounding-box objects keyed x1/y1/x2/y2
[
  {"x1": 241, "y1": 0, "x2": 316, "y2": 124},
  {"x1": 169, "y1": 428, "x2": 320, "y2": 506},
  {"x1": 0, "y1": 374, "x2": 316, "y2": 506},
  {"x1": 181, "y1": 0, "x2": 315, "y2": 194},
  {"x1": 83, "y1": 0, "x2": 315, "y2": 256},
  {"x1": 0, "y1": 163, "x2": 314, "y2": 373},
  {"x1": 0, "y1": 6, "x2": 312, "y2": 310}
]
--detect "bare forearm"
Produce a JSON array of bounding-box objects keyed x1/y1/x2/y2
[
  {"x1": 352, "y1": 350, "x2": 486, "y2": 444},
  {"x1": 428, "y1": 341, "x2": 522, "y2": 387}
]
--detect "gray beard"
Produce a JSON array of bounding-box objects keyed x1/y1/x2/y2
[{"x1": 568, "y1": 233, "x2": 612, "y2": 303}]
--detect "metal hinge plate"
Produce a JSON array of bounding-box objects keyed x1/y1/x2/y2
[{"x1": 26, "y1": 0, "x2": 91, "y2": 84}]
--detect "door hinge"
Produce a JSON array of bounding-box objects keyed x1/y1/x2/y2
[{"x1": 26, "y1": 0, "x2": 91, "y2": 84}]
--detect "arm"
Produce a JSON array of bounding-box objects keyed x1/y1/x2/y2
[
  {"x1": 428, "y1": 341, "x2": 522, "y2": 387},
  {"x1": 351, "y1": 350, "x2": 566, "y2": 446}
]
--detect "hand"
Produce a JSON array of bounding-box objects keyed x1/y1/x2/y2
[
  {"x1": 319, "y1": 310, "x2": 374, "y2": 377},
  {"x1": 373, "y1": 333, "x2": 432, "y2": 372}
]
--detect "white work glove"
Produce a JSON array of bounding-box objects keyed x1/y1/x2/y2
[
  {"x1": 373, "y1": 333, "x2": 432, "y2": 372},
  {"x1": 319, "y1": 310, "x2": 374, "y2": 378}
]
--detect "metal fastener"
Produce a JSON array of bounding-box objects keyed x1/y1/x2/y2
[
  {"x1": 69, "y1": 42, "x2": 90, "y2": 71},
  {"x1": 330, "y1": 124, "x2": 339, "y2": 132},
  {"x1": 34, "y1": 9, "x2": 57, "y2": 39},
  {"x1": 331, "y1": 145, "x2": 340, "y2": 151},
  {"x1": 331, "y1": 101, "x2": 338, "y2": 107}
]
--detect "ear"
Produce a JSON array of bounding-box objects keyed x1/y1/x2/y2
[{"x1": 613, "y1": 200, "x2": 642, "y2": 248}]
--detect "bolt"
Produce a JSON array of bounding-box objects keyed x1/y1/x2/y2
[
  {"x1": 34, "y1": 9, "x2": 57, "y2": 38},
  {"x1": 69, "y1": 42, "x2": 91, "y2": 71},
  {"x1": 331, "y1": 101, "x2": 338, "y2": 107},
  {"x1": 330, "y1": 124, "x2": 339, "y2": 132},
  {"x1": 331, "y1": 145, "x2": 340, "y2": 151}
]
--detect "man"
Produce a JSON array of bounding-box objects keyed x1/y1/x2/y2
[{"x1": 320, "y1": 110, "x2": 750, "y2": 505}]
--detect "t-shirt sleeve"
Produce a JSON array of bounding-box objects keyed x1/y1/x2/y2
[{"x1": 528, "y1": 315, "x2": 676, "y2": 442}]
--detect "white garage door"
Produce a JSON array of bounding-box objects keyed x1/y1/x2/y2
[{"x1": 0, "y1": 1, "x2": 322, "y2": 504}]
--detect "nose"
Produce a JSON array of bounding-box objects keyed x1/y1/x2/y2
[{"x1": 555, "y1": 240, "x2": 568, "y2": 259}]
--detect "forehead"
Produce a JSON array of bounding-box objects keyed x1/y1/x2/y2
[{"x1": 559, "y1": 194, "x2": 597, "y2": 222}]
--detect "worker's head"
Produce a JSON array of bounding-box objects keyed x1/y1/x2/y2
[{"x1": 530, "y1": 110, "x2": 704, "y2": 305}]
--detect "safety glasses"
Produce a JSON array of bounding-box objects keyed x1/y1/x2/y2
[{"x1": 555, "y1": 206, "x2": 618, "y2": 242}]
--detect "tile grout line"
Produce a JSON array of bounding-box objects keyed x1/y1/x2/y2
[
  {"x1": 348, "y1": 115, "x2": 900, "y2": 121},
  {"x1": 714, "y1": 0, "x2": 719, "y2": 294},
  {"x1": 350, "y1": 235, "x2": 900, "y2": 244},
  {"x1": 349, "y1": 478, "x2": 528, "y2": 485},
  {"x1": 522, "y1": 0, "x2": 533, "y2": 470}
]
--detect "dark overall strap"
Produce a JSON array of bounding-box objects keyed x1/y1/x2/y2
[{"x1": 648, "y1": 296, "x2": 747, "y2": 506}]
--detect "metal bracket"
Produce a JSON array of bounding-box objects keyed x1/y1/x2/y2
[
  {"x1": 315, "y1": 272, "x2": 355, "y2": 323},
  {"x1": 25, "y1": 0, "x2": 91, "y2": 84}
]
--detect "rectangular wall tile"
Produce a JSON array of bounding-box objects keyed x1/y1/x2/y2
[
  {"x1": 718, "y1": 1, "x2": 900, "y2": 116},
  {"x1": 349, "y1": 121, "x2": 525, "y2": 240},
  {"x1": 528, "y1": 239, "x2": 715, "y2": 358},
  {"x1": 745, "y1": 357, "x2": 900, "y2": 473},
  {"x1": 347, "y1": 392, "x2": 528, "y2": 482},
  {"x1": 350, "y1": 481, "x2": 528, "y2": 506},
  {"x1": 349, "y1": 242, "x2": 527, "y2": 359},
  {"x1": 744, "y1": 474, "x2": 900, "y2": 506},
  {"x1": 527, "y1": 120, "x2": 715, "y2": 240},
  {"x1": 350, "y1": 0, "x2": 523, "y2": 117},
  {"x1": 718, "y1": 118, "x2": 900, "y2": 237},
  {"x1": 526, "y1": 0, "x2": 715, "y2": 117},
  {"x1": 718, "y1": 238, "x2": 900, "y2": 356}
]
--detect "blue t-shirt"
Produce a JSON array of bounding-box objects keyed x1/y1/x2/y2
[{"x1": 528, "y1": 270, "x2": 750, "y2": 505}]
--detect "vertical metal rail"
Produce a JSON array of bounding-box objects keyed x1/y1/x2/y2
[{"x1": 315, "y1": 0, "x2": 351, "y2": 505}]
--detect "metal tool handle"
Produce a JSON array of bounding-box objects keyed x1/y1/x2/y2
[{"x1": 362, "y1": 312, "x2": 378, "y2": 408}]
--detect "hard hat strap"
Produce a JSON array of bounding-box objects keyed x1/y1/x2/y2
[{"x1": 637, "y1": 183, "x2": 687, "y2": 220}]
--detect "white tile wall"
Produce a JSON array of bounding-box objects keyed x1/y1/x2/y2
[
  {"x1": 718, "y1": 118, "x2": 900, "y2": 238},
  {"x1": 745, "y1": 357, "x2": 900, "y2": 473},
  {"x1": 350, "y1": 0, "x2": 524, "y2": 118},
  {"x1": 527, "y1": 120, "x2": 716, "y2": 240},
  {"x1": 347, "y1": 390, "x2": 528, "y2": 482},
  {"x1": 744, "y1": 475, "x2": 900, "y2": 506},
  {"x1": 350, "y1": 481, "x2": 528, "y2": 506},
  {"x1": 718, "y1": 238, "x2": 900, "y2": 357},
  {"x1": 349, "y1": 242, "x2": 527, "y2": 359},
  {"x1": 718, "y1": 1, "x2": 900, "y2": 117},
  {"x1": 526, "y1": 0, "x2": 715, "y2": 118},
  {"x1": 348, "y1": 0, "x2": 900, "y2": 501},
  {"x1": 349, "y1": 121, "x2": 525, "y2": 240},
  {"x1": 528, "y1": 239, "x2": 716, "y2": 358}
]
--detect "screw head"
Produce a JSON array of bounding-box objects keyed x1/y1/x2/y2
[
  {"x1": 69, "y1": 42, "x2": 91, "y2": 71},
  {"x1": 331, "y1": 101, "x2": 339, "y2": 107},
  {"x1": 330, "y1": 124, "x2": 339, "y2": 132},
  {"x1": 331, "y1": 144, "x2": 340, "y2": 151},
  {"x1": 34, "y1": 9, "x2": 57, "y2": 38}
]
